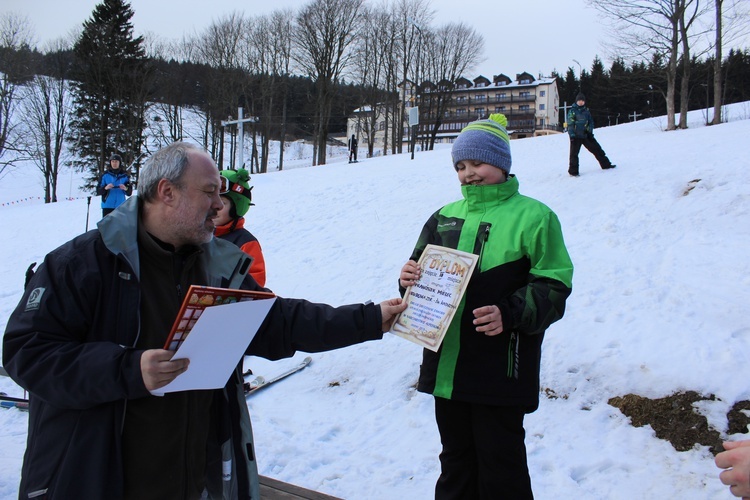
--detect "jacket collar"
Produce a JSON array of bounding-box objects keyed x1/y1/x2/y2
[
  {"x1": 461, "y1": 175, "x2": 519, "y2": 210},
  {"x1": 214, "y1": 216, "x2": 246, "y2": 237},
  {"x1": 97, "y1": 196, "x2": 249, "y2": 285}
]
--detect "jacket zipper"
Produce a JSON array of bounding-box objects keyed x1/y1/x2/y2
[
  {"x1": 507, "y1": 331, "x2": 519, "y2": 379},
  {"x1": 477, "y1": 224, "x2": 491, "y2": 270}
]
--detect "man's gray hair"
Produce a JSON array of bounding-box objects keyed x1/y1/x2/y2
[{"x1": 138, "y1": 142, "x2": 202, "y2": 202}]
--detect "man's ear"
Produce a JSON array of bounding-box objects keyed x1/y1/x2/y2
[{"x1": 156, "y1": 178, "x2": 179, "y2": 206}]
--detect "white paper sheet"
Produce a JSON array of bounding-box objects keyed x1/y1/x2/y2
[{"x1": 151, "y1": 297, "x2": 276, "y2": 395}]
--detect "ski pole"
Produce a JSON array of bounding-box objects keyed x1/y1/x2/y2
[{"x1": 85, "y1": 196, "x2": 91, "y2": 231}]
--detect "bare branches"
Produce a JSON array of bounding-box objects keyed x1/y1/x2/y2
[
  {"x1": 293, "y1": 0, "x2": 365, "y2": 165},
  {"x1": 0, "y1": 12, "x2": 35, "y2": 176}
]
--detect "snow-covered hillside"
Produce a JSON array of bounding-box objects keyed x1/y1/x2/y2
[{"x1": 1, "y1": 103, "x2": 749, "y2": 499}]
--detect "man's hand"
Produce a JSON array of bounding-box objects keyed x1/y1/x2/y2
[
  {"x1": 716, "y1": 440, "x2": 750, "y2": 498},
  {"x1": 140, "y1": 349, "x2": 190, "y2": 391},
  {"x1": 379, "y1": 298, "x2": 408, "y2": 332}
]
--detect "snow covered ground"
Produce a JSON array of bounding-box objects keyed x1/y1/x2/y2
[{"x1": 1, "y1": 102, "x2": 749, "y2": 499}]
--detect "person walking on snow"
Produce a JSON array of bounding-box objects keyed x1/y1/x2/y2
[
  {"x1": 213, "y1": 168, "x2": 267, "y2": 287},
  {"x1": 97, "y1": 152, "x2": 133, "y2": 217},
  {"x1": 567, "y1": 93, "x2": 616, "y2": 176},
  {"x1": 348, "y1": 134, "x2": 358, "y2": 163}
]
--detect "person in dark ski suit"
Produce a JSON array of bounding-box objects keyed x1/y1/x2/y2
[
  {"x1": 2, "y1": 141, "x2": 406, "y2": 500},
  {"x1": 98, "y1": 152, "x2": 133, "y2": 217},
  {"x1": 566, "y1": 93, "x2": 616, "y2": 176},
  {"x1": 213, "y1": 168, "x2": 266, "y2": 287},
  {"x1": 348, "y1": 134, "x2": 358, "y2": 163},
  {"x1": 399, "y1": 114, "x2": 573, "y2": 499}
]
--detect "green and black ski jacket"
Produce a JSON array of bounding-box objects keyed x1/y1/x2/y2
[{"x1": 402, "y1": 176, "x2": 573, "y2": 411}]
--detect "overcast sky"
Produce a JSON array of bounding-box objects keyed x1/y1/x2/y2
[{"x1": 7, "y1": 0, "x2": 744, "y2": 80}]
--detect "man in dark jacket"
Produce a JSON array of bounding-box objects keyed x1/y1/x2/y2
[
  {"x1": 98, "y1": 152, "x2": 133, "y2": 217},
  {"x1": 566, "y1": 93, "x2": 616, "y2": 177},
  {"x1": 2, "y1": 141, "x2": 406, "y2": 500}
]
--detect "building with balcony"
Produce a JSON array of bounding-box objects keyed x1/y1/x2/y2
[
  {"x1": 408, "y1": 72, "x2": 562, "y2": 141},
  {"x1": 346, "y1": 72, "x2": 561, "y2": 155}
]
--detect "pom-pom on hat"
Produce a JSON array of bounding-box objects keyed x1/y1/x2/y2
[
  {"x1": 451, "y1": 113, "x2": 512, "y2": 174},
  {"x1": 220, "y1": 168, "x2": 254, "y2": 218}
]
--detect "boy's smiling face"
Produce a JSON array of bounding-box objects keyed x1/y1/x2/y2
[{"x1": 455, "y1": 160, "x2": 507, "y2": 186}]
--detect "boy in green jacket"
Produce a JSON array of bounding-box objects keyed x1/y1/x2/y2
[{"x1": 399, "y1": 114, "x2": 573, "y2": 499}]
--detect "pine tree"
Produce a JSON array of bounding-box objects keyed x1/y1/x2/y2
[{"x1": 68, "y1": 0, "x2": 149, "y2": 191}]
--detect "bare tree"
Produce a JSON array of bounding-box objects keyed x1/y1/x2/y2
[
  {"x1": 243, "y1": 9, "x2": 293, "y2": 172},
  {"x1": 420, "y1": 22, "x2": 484, "y2": 149},
  {"x1": 293, "y1": 0, "x2": 364, "y2": 166},
  {"x1": 193, "y1": 12, "x2": 246, "y2": 163},
  {"x1": 677, "y1": 1, "x2": 710, "y2": 128},
  {"x1": 392, "y1": 0, "x2": 434, "y2": 155},
  {"x1": 0, "y1": 12, "x2": 35, "y2": 177},
  {"x1": 350, "y1": 4, "x2": 394, "y2": 158},
  {"x1": 17, "y1": 38, "x2": 72, "y2": 202},
  {"x1": 708, "y1": 0, "x2": 750, "y2": 124},
  {"x1": 588, "y1": 0, "x2": 701, "y2": 131},
  {"x1": 269, "y1": 10, "x2": 294, "y2": 171}
]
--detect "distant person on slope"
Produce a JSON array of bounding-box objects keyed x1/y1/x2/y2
[
  {"x1": 348, "y1": 134, "x2": 358, "y2": 163},
  {"x1": 716, "y1": 440, "x2": 750, "y2": 498},
  {"x1": 97, "y1": 153, "x2": 133, "y2": 217},
  {"x1": 399, "y1": 113, "x2": 574, "y2": 499},
  {"x1": 567, "y1": 93, "x2": 616, "y2": 177},
  {"x1": 213, "y1": 168, "x2": 266, "y2": 287}
]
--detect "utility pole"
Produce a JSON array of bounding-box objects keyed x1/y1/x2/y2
[
  {"x1": 221, "y1": 107, "x2": 257, "y2": 170},
  {"x1": 407, "y1": 17, "x2": 424, "y2": 160}
]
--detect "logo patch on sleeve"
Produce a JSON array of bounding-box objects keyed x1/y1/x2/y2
[{"x1": 25, "y1": 287, "x2": 46, "y2": 312}]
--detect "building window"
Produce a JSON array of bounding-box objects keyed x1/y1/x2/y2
[
  {"x1": 520, "y1": 91, "x2": 530, "y2": 97},
  {"x1": 457, "y1": 108, "x2": 467, "y2": 116},
  {"x1": 520, "y1": 78, "x2": 530, "y2": 84},
  {"x1": 539, "y1": 104, "x2": 545, "y2": 110},
  {"x1": 540, "y1": 90, "x2": 546, "y2": 97},
  {"x1": 475, "y1": 107, "x2": 485, "y2": 117},
  {"x1": 520, "y1": 105, "x2": 530, "y2": 111},
  {"x1": 495, "y1": 106, "x2": 506, "y2": 112}
]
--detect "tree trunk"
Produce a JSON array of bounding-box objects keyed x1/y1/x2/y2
[{"x1": 712, "y1": 0, "x2": 723, "y2": 125}]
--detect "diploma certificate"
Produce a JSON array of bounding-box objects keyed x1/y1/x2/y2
[{"x1": 391, "y1": 244, "x2": 478, "y2": 351}]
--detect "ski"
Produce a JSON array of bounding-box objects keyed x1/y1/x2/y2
[
  {"x1": 0, "y1": 367, "x2": 29, "y2": 410},
  {"x1": 0, "y1": 394, "x2": 29, "y2": 411},
  {"x1": 245, "y1": 356, "x2": 312, "y2": 396}
]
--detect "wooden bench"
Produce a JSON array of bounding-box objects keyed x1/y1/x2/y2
[{"x1": 259, "y1": 475, "x2": 342, "y2": 500}]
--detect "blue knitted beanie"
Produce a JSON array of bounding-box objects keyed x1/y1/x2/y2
[{"x1": 451, "y1": 113, "x2": 511, "y2": 173}]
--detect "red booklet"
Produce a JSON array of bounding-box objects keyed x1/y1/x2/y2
[{"x1": 164, "y1": 285, "x2": 275, "y2": 351}]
